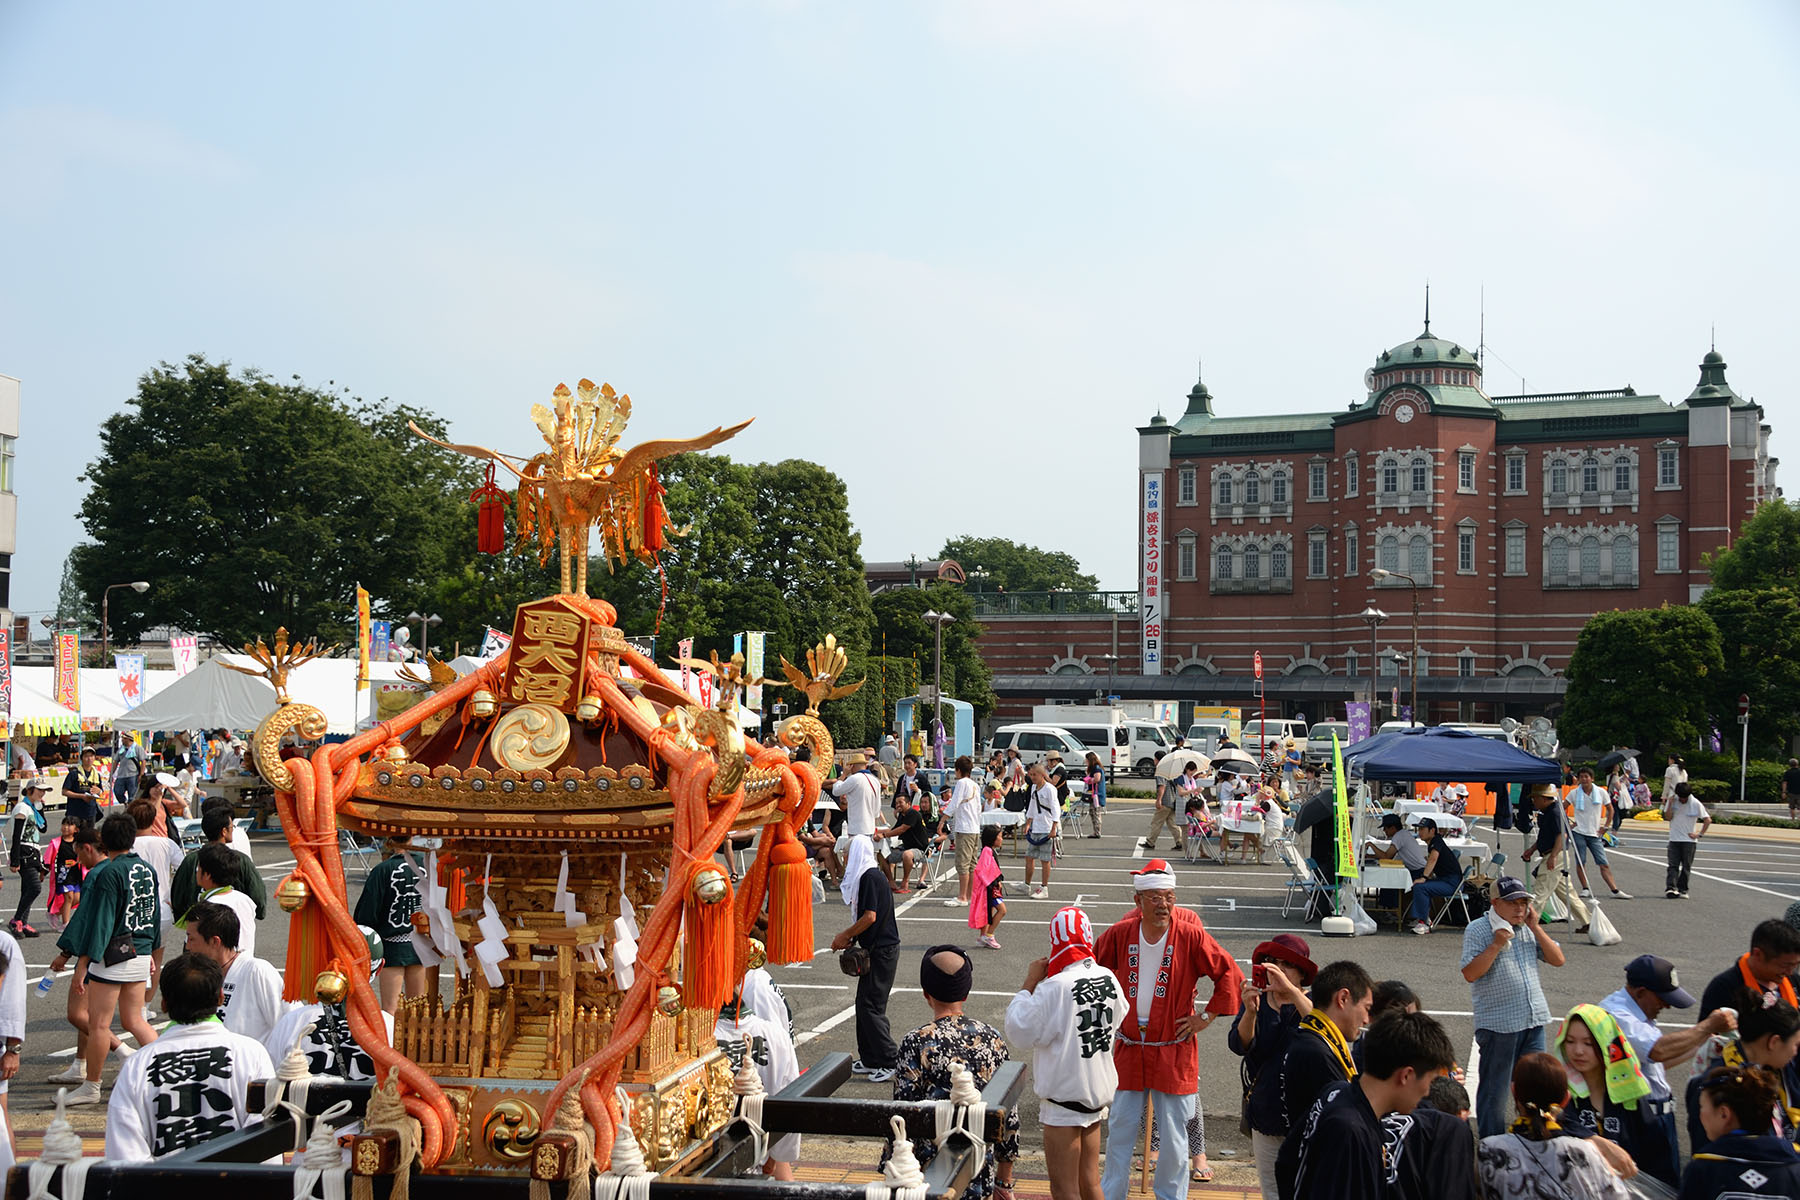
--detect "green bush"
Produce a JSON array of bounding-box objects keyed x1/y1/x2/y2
[
  {"x1": 1744, "y1": 761, "x2": 1787, "y2": 805},
  {"x1": 1714, "y1": 812, "x2": 1800, "y2": 829},
  {"x1": 1682, "y1": 749, "x2": 1739, "y2": 781},
  {"x1": 1685, "y1": 778, "x2": 1732, "y2": 803}
]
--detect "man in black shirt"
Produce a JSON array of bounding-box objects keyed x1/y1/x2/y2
[
  {"x1": 1784, "y1": 758, "x2": 1800, "y2": 821},
  {"x1": 831, "y1": 835, "x2": 901, "y2": 1082},
  {"x1": 1247, "y1": 960, "x2": 1374, "y2": 1190},
  {"x1": 1521, "y1": 782, "x2": 1589, "y2": 932},
  {"x1": 1385, "y1": 1074, "x2": 1480, "y2": 1200},
  {"x1": 1277, "y1": 1011, "x2": 1456, "y2": 1200},
  {"x1": 876, "y1": 794, "x2": 930, "y2": 893},
  {"x1": 62, "y1": 748, "x2": 106, "y2": 826}
]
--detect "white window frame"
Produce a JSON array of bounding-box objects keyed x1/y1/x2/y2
[
  {"x1": 1657, "y1": 445, "x2": 1680, "y2": 490},
  {"x1": 1308, "y1": 530, "x2": 1328, "y2": 578},
  {"x1": 1308, "y1": 460, "x2": 1328, "y2": 500},
  {"x1": 1503, "y1": 523, "x2": 1527, "y2": 576},
  {"x1": 1458, "y1": 451, "x2": 1476, "y2": 493},
  {"x1": 1345, "y1": 452, "x2": 1360, "y2": 497},
  {"x1": 1177, "y1": 534, "x2": 1197, "y2": 580},
  {"x1": 1457, "y1": 523, "x2": 1476, "y2": 574},
  {"x1": 1177, "y1": 466, "x2": 1197, "y2": 506},
  {"x1": 1505, "y1": 454, "x2": 1526, "y2": 495},
  {"x1": 1656, "y1": 518, "x2": 1681, "y2": 573}
]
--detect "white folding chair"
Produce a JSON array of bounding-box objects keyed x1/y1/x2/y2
[{"x1": 337, "y1": 828, "x2": 380, "y2": 882}]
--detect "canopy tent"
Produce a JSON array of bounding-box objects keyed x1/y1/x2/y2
[
  {"x1": 112, "y1": 657, "x2": 409, "y2": 736},
  {"x1": 4, "y1": 671, "x2": 83, "y2": 735},
  {"x1": 1340, "y1": 726, "x2": 1561, "y2": 784}
]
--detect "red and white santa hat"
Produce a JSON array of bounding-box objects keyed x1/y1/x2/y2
[
  {"x1": 1133, "y1": 859, "x2": 1178, "y2": 891},
  {"x1": 1047, "y1": 905, "x2": 1095, "y2": 976}
]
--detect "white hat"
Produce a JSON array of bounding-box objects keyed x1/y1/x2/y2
[
  {"x1": 1133, "y1": 859, "x2": 1177, "y2": 892},
  {"x1": 154, "y1": 771, "x2": 180, "y2": 790}
]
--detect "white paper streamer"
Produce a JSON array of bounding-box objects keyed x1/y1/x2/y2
[{"x1": 611, "y1": 852, "x2": 639, "y2": 989}]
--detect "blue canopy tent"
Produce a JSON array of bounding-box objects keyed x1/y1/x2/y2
[{"x1": 1341, "y1": 726, "x2": 1561, "y2": 783}]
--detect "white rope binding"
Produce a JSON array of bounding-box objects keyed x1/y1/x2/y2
[
  {"x1": 287, "y1": 1099, "x2": 355, "y2": 1200},
  {"x1": 931, "y1": 1061, "x2": 988, "y2": 1178},
  {"x1": 26, "y1": 1089, "x2": 96, "y2": 1200},
  {"x1": 594, "y1": 1088, "x2": 654, "y2": 1200},
  {"x1": 865, "y1": 1113, "x2": 927, "y2": 1200},
  {"x1": 728, "y1": 1045, "x2": 770, "y2": 1168},
  {"x1": 265, "y1": 1021, "x2": 320, "y2": 1147}
]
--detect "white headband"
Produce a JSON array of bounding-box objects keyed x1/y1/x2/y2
[{"x1": 1133, "y1": 870, "x2": 1176, "y2": 892}]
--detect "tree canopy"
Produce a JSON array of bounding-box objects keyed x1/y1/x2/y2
[
  {"x1": 871, "y1": 582, "x2": 994, "y2": 723},
  {"x1": 1561, "y1": 606, "x2": 1722, "y2": 755},
  {"x1": 1697, "y1": 587, "x2": 1800, "y2": 756},
  {"x1": 939, "y1": 536, "x2": 1099, "y2": 594},
  {"x1": 74, "y1": 356, "x2": 473, "y2": 647},
  {"x1": 1704, "y1": 498, "x2": 1800, "y2": 592}
]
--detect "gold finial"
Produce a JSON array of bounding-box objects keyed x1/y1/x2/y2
[
  {"x1": 399, "y1": 653, "x2": 458, "y2": 692},
  {"x1": 221, "y1": 626, "x2": 336, "y2": 705},
  {"x1": 407, "y1": 384, "x2": 751, "y2": 597},
  {"x1": 673, "y1": 650, "x2": 776, "y2": 713},
  {"x1": 778, "y1": 634, "x2": 866, "y2": 715}
]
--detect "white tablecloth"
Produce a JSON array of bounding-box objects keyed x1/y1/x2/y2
[{"x1": 981, "y1": 810, "x2": 1025, "y2": 828}]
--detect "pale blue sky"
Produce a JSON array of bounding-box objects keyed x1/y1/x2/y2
[{"x1": 3, "y1": 1, "x2": 1796, "y2": 618}]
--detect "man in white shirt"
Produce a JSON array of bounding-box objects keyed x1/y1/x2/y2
[
  {"x1": 185, "y1": 900, "x2": 286, "y2": 1044},
  {"x1": 1661, "y1": 780, "x2": 1711, "y2": 898},
  {"x1": 1022, "y1": 765, "x2": 1061, "y2": 900},
  {"x1": 192, "y1": 842, "x2": 260, "y2": 957},
  {"x1": 106, "y1": 952, "x2": 275, "y2": 1161},
  {"x1": 1006, "y1": 906, "x2": 1127, "y2": 1200},
  {"x1": 714, "y1": 986, "x2": 801, "y2": 1177},
  {"x1": 264, "y1": 925, "x2": 390, "y2": 1079},
  {"x1": 1564, "y1": 767, "x2": 1630, "y2": 899},
  {"x1": 936, "y1": 756, "x2": 983, "y2": 907},
  {"x1": 831, "y1": 755, "x2": 883, "y2": 840}
]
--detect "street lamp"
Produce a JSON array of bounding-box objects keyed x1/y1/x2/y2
[
  {"x1": 101, "y1": 581, "x2": 150, "y2": 664},
  {"x1": 405, "y1": 611, "x2": 443, "y2": 661},
  {"x1": 922, "y1": 610, "x2": 955, "y2": 768},
  {"x1": 1358, "y1": 604, "x2": 1389, "y2": 725},
  {"x1": 1370, "y1": 568, "x2": 1421, "y2": 726}
]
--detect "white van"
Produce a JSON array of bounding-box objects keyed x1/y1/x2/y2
[
  {"x1": 1241, "y1": 718, "x2": 1309, "y2": 760},
  {"x1": 1125, "y1": 720, "x2": 1179, "y2": 775},
  {"x1": 1186, "y1": 721, "x2": 1232, "y2": 756},
  {"x1": 985, "y1": 724, "x2": 1088, "y2": 769},
  {"x1": 1048, "y1": 720, "x2": 1132, "y2": 774}
]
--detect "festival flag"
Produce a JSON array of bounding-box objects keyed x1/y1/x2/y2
[
  {"x1": 356, "y1": 585, "x2": 372, "y2": 690},
  {"x1": 54, "y1": 632, "x2": 80, "y2": 712},
  {"x1": 479, "y1": 626, "x2": 512, "y2": 659},
  {"x1": 371, "y1": 620, "x2": 392, "y2": 663},
  {"x1": 1332, "y1": 732, "x2": 1358, "y2": 883},
  {"x1": 0, "y1": 627, "x2": 12, "y2": 725},
  {"x1": 116, "y1": 653, "x2": 146, "y2": 709},
  {"x1": 677, "y1": 637, "x2": 693, "y2": 695},
  {"x1": 169, "y1": 635, "x2": 198, "y2": 677},
  {"x1": 745, "y1": 631, "x2": 765, "y2": 709}
]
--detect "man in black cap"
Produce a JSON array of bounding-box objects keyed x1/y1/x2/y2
[
  {"x1": 1600, "y1": 953, "x2": 1738, "y2": 1185},
  {"x1": 887, "y1": 946, "x2": 1019, "y2": 1200}
]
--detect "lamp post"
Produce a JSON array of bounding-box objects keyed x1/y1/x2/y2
[
  {"x1": 101, "y1": 581, "x2": 150, "y2": 664},
  {"x1": 922, "y1": 610, "x2": 954, "y2": 767},
  {"x1": 1370, "y1": 568, "x2": 1421, "y2": 725},
  {"x1": 405, "y1": 611, "x2": 443, "y2": 661},
  {"x1": 1358, "y1": 604, "x2": 1389, "y2": 725}
]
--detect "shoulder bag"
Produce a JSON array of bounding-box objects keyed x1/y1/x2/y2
[{"x1": 838, "y1": 944, "x2": 871, "y2": 976}]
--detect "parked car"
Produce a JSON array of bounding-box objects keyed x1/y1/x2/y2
[
  {"x1": 985, "y1": 724, "x2": 1088, "y2": 769},
  {"x1": 1241, "y1": 717, "x2": 1309, "y2": 761},
  {"x1": 1305, "y1": 721, "x2": 1350, "y2": 763},
  {"x1": 1185, "y1": 721, "x2": 1232, "y2": 756}
]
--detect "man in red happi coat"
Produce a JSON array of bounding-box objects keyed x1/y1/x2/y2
[{"x1": 1095, "y1": 860, "x2": 1244, "y2": 1200}]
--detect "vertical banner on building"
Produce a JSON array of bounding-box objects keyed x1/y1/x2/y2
[
  {"x1": 0, "y1": 627, "x2": 12, "y2": 725},
  {"x1": 479, "y1": 626, "x2": 512, "y2": 659},
  {"x1": 54, "y1": 633, "x2": 80, "y2": 712},
  {"x1": 356, "y1": 585, "x2": 372, "y2": 691},
  {"x1": 678, "y1": 637, "x2": 694, "y2": 695},
  {"x1": 1141, "y1": 473, "x2": 1164, "y2": 675},
  {"x1": 169, "y1": 635, "x2": 198, "y2": 677},
  {"x1": 745, "y1": 632, "x2": 765, "y2": 709},
  {"x1": 116, "y1": 654, "x2": 146, "y2": 709},
  {"x1": 371, "y1": 620, "x2": 392, "y2": 663},
  {"x1": 1346, "y1": 700, "x2": 1371, "y2": 746}
]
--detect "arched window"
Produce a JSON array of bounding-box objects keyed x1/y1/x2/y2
[
  {"x1": 1409, "y1": 535, "x2": 1429, "y2": 577},
  {"x1": 1380, "y1": 536, "x2": 1400, "y2": 572},
  {"x1": 1410, "y1": 458, "x2": 1429, "y2": 494},
  {"x1": 1581, "y1": 458, "x2": 1599, "y2": 493},
  {"x1": 1551, "y1": 459, "x2": 1567, "y2": 494},
  {"x1": 1614, "y1": 460, "x2": 1631, "y2": 492},
  {"x1": 1244, "y1": 546, "x2": 1261, "y2": 580},
  {"x1": 1611, "y1": 535, "x2": 1632, "y2": 578},
  {"x1": 1549, "y1": 537, "x2": 1569, "y2": 576},
  {"x1": 1381, "y1": 458, "x2": 1399, "y2": 494},
  {"x1": 1271, "y1": 542, "x2": 1289, "y2": 579},
  {"x1": 1244, "y1": 474, "x2": 1261, "y2": 504},
  {"x1": 1271, "y1": 471, "x2": 1288, "y2": 504},
  {"x1": 1217, "y1": 477, "x2": 1232, "y2": 506},
  {"x1": 1580, "y1": 536, "x2": 1601, "y2": 580},
  {"x1": 1215, "y1": 545, "x2": 1233, "y2": 580}
]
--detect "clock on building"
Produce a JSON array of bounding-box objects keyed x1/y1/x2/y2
[{"x1": 1394, "y1": 402, "x2": 1415, "y2": 423}]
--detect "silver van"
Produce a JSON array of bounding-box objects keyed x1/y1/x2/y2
[{"x1": 985, "y1": 724, "x2": 1088, "y2": 769}]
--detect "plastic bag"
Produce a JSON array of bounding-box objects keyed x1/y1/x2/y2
[{"x1": 1587, "y1": 901, "x2": 1622, "y2": 946}]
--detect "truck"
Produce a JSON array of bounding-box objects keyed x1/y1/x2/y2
[{"x1": 1031, "y1": 704, "x2": 1181, "y2": 776}]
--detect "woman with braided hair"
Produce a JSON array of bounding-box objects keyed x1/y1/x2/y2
[{"x1": 1477, "y1": 1052, "x2": 1631, "y2": 1199}]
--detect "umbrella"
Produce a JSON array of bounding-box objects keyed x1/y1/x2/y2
[
  {"x1": 1214, "y1": 758, "x2": 1260, "y2": 776},
  {"x1": 1156, "y1": 749, "x2": 1212, "y2": 780},
  {"x1": 1211, "y1": 747, "x2": 1256, "y2": 767},
  {"x1": 1595, "y1": 748, "x2": 1640, "y2": 773}
]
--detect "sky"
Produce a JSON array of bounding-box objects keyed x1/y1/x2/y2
[{"x1": 2, "y1": 1, "x2": 1796, "y2": 619}]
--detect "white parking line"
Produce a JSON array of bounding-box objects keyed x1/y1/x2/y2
[{"x1": 1605, "y1": 848, "x2": 1800, "y2": 901}]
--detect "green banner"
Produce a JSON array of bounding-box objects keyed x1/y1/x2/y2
[{"x1": 1333, "y1": 732, "x2": 1358, "y2": 881}]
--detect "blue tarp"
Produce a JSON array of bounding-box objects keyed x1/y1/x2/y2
[{"x1": 1340, "y1": 726, "x2": 1561, "y2": 783}]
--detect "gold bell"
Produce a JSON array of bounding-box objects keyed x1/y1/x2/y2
[
  {"x1": 381, "y1": 742, "x2": 410, "y2": 764},
  {"x1": 690, "y1": 866, "x2": 730, "y2": 906},
  {"x1": 274, "y1": 873, "x2": 310, "y2": 914},
  {"x1": 315, "y1": 968, "x2": 349, "y2": 1004},
  {"x1": 469, "y1": 689, "x2": 498, "y2": 719},
  {"x1": 746, "y1": 937, "x2": 767, "y2": 971},
  {"x1": 657, "y1": 985, "x2": 684, "y2": 1017},
  {"x1": 575, "y1": 695, "x2": 602, "y2": 722}
]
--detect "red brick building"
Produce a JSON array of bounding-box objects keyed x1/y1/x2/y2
[{"x1": 1100, "y1": 319, "x2": 1774, "y2": 727}]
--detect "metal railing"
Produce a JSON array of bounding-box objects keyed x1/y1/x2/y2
[{"x1": 969, "y1": 590, "x2": 1138, "y2": 616}]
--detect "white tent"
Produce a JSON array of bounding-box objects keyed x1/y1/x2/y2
[
  {"x1": 4, "y1": 670, "x2": 83, "y2": 735},
  {"x1": 112, "y1": 656, "x2": 408, "y2": 735}
]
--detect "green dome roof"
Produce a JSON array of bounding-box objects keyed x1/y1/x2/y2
[{"x1": 1376, "y1": 327, "x2": 1478, "y2": 369}]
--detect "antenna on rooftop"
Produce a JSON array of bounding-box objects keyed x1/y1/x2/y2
[
  {"x1": 1478, "y1": 285, "x2": 1485, "y2": 367},
  {"x1": 1423, "y1": 281, "x2": 1431, "y2": 336}
]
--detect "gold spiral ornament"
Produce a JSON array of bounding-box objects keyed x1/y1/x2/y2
[
  {"x1": 251, "y1": 702, "x2": 330, "y2": 792},
  {"x1": 777, "y1": 712, "x2": 834, "y2": 768},
  {"x1": 491, "y1": 702, "x2": 572, "y2": 772}
]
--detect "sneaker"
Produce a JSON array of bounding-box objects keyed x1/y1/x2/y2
[
  {"x1": 1665, "y1": 889, "x2": 1681, "y2": 898},
  {"x1": 1679, "y1": 891, "x2": 1690, "y2": 899},
  {"x1": 1574, "y1": 925, "x2": 1590, "y2": 935},
  {"x1": 1610, "y1": 890, "x2": 1632, "y2": 900},
  {"x1": 62, "y1": 1080, "x2": 103, "y2": 1106},
  {"x1": 8, "y1": 920, "x2": 38, "y2": 938},
  {"x1": 1410, "y1": 921, "x2": 1430, "y2": 935},
  {"x1": 979, "y1": 934, "x2": 1002, "y2": 950},
  {"x1": 1030, "y1": 887, "x2": 1049, "y2": 899},
  {"x1": 46, "y1": 1062, "x2": 83, "y2": 1084},
  {"x1": 942, "y1": 898, "x2": 963, "y2": 907},
  {"x1": 850, "y1": 1059, "x2": 875, "y2": 1076},
  {"x1": 864, "y1": 1067, "x2": 896, "y2": 1084},
  {"x1": 1137, "y1": 840, "x2": 1156, "y2": 849},
  {"x1": 1578, "y1": 889, "x2": 1593, "y2": 899}
]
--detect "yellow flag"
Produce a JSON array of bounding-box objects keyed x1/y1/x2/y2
[
  {"x1": 356, "y1": 585, "x2": 371, "y2": 692},
  {"x1": 1333, "y1": 732, "x2": 1358, "y2": 882}
]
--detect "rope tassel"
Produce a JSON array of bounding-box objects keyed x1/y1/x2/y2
[
  {"x1": 682, "y1": 863, "x2": 737, "y2": 1011},
  {"x1": 765, "y1": 836, "x2": 814, "y2": 965}
]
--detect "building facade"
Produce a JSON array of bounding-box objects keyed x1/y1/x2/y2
[{"x1": 1128, "y1": 322, "x2": 1774, "y2": 725}]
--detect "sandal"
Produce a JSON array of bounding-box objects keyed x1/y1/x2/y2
[{"x1": 1191, "y1": 1167, "x2": 1214, "y2": 1183}]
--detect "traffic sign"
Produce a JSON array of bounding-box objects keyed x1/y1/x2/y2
[
  {"x1": 1738, "y1": 693, "x2": 1751, "y2": 716},
  {"x1": 1253, "y1": 651, "x2": 1263, "y2": 680}
]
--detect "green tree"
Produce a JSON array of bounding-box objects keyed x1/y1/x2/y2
[
  {"x1": 73, "y1": 356, "x2": 474, "y2": 647},
  {"x1": 1698, "y1": 587, "x2": 1800, "y2": 755},
  {"x1": 939, "y1": 536, "x2": 1099, "y2": 594},
  {"x1": 1705, "y1": 498, "x2": 1800, "y2": 592},
  {"x1": 1562, "y1": 606, "x2": 1723, "y2": 754},
  {"x1": 871, "y1": 582, "x2": 994, "y2": 723}
]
